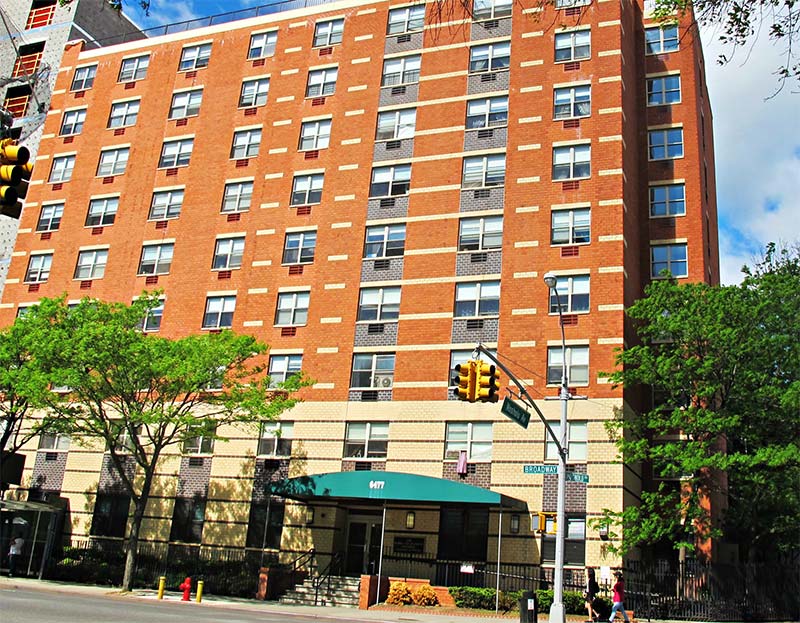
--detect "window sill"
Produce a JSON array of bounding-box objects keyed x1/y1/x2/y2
[
  {"x1": 147, "y1": 216, "x2": 180, "y2": 222},
  {"x1": 386, "y1": 28, "x2": 424, "y2": 38},
  {"x1": 471, "y1": 15, "x2": 512, "y2": 23},
  {"x1": 650, "y1": 213, "x2": 685, "y2": 219},
  {"x1": 380, "y1": 82, "x2": 418, "y2": 89},
  {"x1": 342, "y1": 457, "x2": 387, "y2": 462},
  {"x1": 211, "y1": 267, "x2": 242, "y2": 273},
  {"x1": 460, "y1": 185, "x2": 504, "y2": 191},
  {"x1": 648, "y1": 156, "x2": 685, "y2": 162},
  {"x1": 257, "y1": 454, "x2": 291, "y2": 459},
  {"x1": 468, "y1": 68, "x2": 510, "y2": 77},
  {"x1": 168, "y1": 114, "x2": 199, "y2": 122},
  {"x1": 454, "y1": 314, "x2": 500, "y2": 321},
  {"x1": 348, "y1": 387, "x2": 393, "y2": 392},
  {"x1": 290, "y1": 202, "x2": 322, "y2": 208},
  {"x1": 155, "y1": 165, "x2": 189, "y2": 171},
  {"x1": 369, "y1": 193, "x2": 410, "y2": 200},
  {"x1": 136, "y1": 272, "x2": 170, "y2": 278},
  {"x1": 550, "y1": 242, "x2": 590, "y2": 247},
  {"x1": 355, "y1": 319, "x2": 398, "y2": 324},
  {"x1": 201, "y1": 327, "x2": 231, "y2": 332},
  {"x1": 465, "y1": 125, "x2": 509, "y2": 132},
  {"x1": 554, "y1": 58, "x2": 592, "y2": 65},
  {"x1": 375, "y1": 137, "x2": 415, "y2": 144},
  {"x1": 552, "y1": 176, "x2": 591, "y2": 183},
  {"x1": 281, "y1": 262, "x2": 313, "y2": 267},
  {"x1": 456, "y1": 249, "x2": 501, "y2": 254},
  {"x1": 547, "y1": 310, "x2": 590, "y2": 316},
  {"x1": 37, "y1": 448, "x2": 68, "y2": 453},
  {"x1": 650, "y1": 274, "x2": 687, "y2": 280},
  {"x1": 646, "y1": 50, "x2": 678, "y2": 56},
  {"x1": 647, "y1": 101, "x2": 681, "y2": 107},
  {"x1": 274, "y1": 324, "x2": 308, "y2": 328},
  {"x1": 553, "y1": 115, "x2": 591, "y2": 122}
]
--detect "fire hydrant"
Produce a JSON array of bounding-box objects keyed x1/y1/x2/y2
[{"x1": 179, "y1": 576, "x2": 192, "y2": 601}]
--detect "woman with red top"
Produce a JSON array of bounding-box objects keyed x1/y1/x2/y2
[{"x1": 609, "y1": 571, "x2": 631, "y2": 623}]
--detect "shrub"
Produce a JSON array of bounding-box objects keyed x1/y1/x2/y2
[
  {"x1": 411, "y1": 584, "x2": 439, "y2": 606},
  {"x1": 448, "y1": 586, "x2": 518, "y2": 611},
  {"x1": 531, "y1": 589, "x2": 589, "y2": 614},
  {"x1": 386, "y1": 581, "x2": 413, "y2": 605}
]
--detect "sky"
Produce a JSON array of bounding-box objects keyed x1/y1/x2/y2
[{"x1": 129, "y1": 0, "x2": 800, "y2": 286}]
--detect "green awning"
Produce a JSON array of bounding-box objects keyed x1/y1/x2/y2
[{"x1": 270, "y1": 471, "x2": 527, "y2": 510}]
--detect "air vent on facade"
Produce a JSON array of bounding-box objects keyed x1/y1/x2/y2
[
  {"x1": 318, "y1": 46, "x2": 333, "y2": 56},
  {"x1": 563, "y1": 119, "x2": 580, "y2": 129},
  {"x1": 354, "y1": 461, "x2": 373, "y2": 471},
  {"x1": 476, "y1": 128, "x2": 494, "y2": 139},
  {"x1": 385, "y1": 140, "x2": 401, "y2": 150},
  {"x1": 252, "y1": 58, "x2": 265, "y2": 67},
  {"x1": 562, "y1": 180, "x2": 580, "y2": 191},
  {"x1": 40, "y1": 232, "x2": 51, "y2": 241},
  {"x1": 145, "y1": 275, "x2": 158, "y2": 286},
  {"x1": 176, "y1": 118, "x2": 188, "y2": 127},
  {"x1": 188, "y1": 457, "x2": 204, "y2": 467},
  {"x1": 360, "y1": 391, "x2": 378, "y2": 402},
  {"x1": 561, "y1": 314, "x2": 578, "y2": 327},
  {"x1": 467, "y1": 463, "x2": 477, "y2": 474},
  {"x1": 217, "y1": 270, "x2": 231, "y2": 280},
  {"x1": 397, "y1": 33, "x2": 411, "y2": 43},
  {"x1": 165, "y1": 168, "x2": 178, "y2": 177},
  {"x1": 296, "y1": 205, "x2": 312, "y2": 216},
  {"x1": 235, "y1": 159, "x2": 249, "y2": 168},
  {"x1": 367, "y1": 323, "x2": 385, "y2": 334},
  {"x1": 373, "y1": 259, "x2": 390, "y2": 271},
  {"x1": 304, "y1": 150, "x2": 319, "y2": 160},
  {"x1": 102, "y1": 176, "x2": 115, "y2": 184},
  {"x1": 480, "y1": 72, "x2": 497, "y2": 82},
  {"x1": 262, "y1": 458, "x2": 280, "y2": 470},
  {"x1": 312, "y1": 97, "x2": 326, "y2": 106},
  {"x1": 28, "y1": 284, "x2": 40, "y2": 293},
  {"x1": 74, "y1": 91, "x2": 85, "y2": 99},
  {"x1": 80, "y1": 280, "x2": 92, "y2": 290},
  {"x1": 391, "y1": 85, "x2": 406, "y2": 95},
  {"x1": 288, "y1": 264, "x2": 304, "y2": 275},
  {"x1": 45, "y1": 452, "x2": 58, "y2": 461},
  {"x1": 244, "y1": 107, "x2": 257, "y2": 116},
  {"x1": 113, "y1": 128, "x2": 125, "y2": 136},
  {"x1": 226, "y1": 213, "x2": 241, "y2": 222},
  {"x1": 155, "y1": 220, "x2": 168, "y2": 230},
  {"x1": 185, "y1": 71, "x2": 197, "y2": 79},
  {"x1": 379, "y1": 197, "x2": 396, "y2": 208},
  {"x1": 565, "y1": 7, "x2": 581, "y2": 16},
  {"x1": 466, "y1": 319, "x2": 484, "y2": 330},
  {"x1": 470, "y1": 252, "x2": 488, "y2": 263},
  {"x1": 483, "y1": 19, "x2": 499, "y2": 29},
  {"x1": 561, "y1": 245, "x2": 580, "y2": 258},
  {"x1": 281, "y1": 327, "x2": 297, "y2": 337},
  {"x1": 63, "y1": 136, "x2": 73, "y2": 144},
  {"x1": 51, "y1": 183, "x2": 63, "y2": 191},
  {"x1": 474, "y1": 188, "x2": 491, "y2": 199},
  {"x1": 564, "y1": 62, "x2": 580, "y2": 72},
  {"x1": 91, "y1": 227, "x2": 103, "y2": 235},
  {"x1": 124, "y1": 82, "x2": 136, "y2": 90}
]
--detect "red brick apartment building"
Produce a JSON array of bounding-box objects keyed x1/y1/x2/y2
[{"x1": 0, "y1": 0, "x2": 719, "y2": 583}]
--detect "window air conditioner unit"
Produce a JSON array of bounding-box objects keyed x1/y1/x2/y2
[{"x1": 373, "y1": 374, "x2": 393, "y2": 388}]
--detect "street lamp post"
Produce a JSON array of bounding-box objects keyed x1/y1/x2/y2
[{"x1": 543, "y1": 271, "x2": 569, "y2": 623}]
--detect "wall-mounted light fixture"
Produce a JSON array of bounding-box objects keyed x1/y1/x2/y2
[
  {"x1": 405, "y1": 511, "x2": 416, "y2": 530},
  {"x1": 305, "y1": 506, "x2": 315, "y2": 525},
  {"x1": 510, "y1": 514, "x2": 520, "y2": 534}
]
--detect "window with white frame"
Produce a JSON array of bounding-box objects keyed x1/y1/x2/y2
[
  {"x1": 85, "y1": 197, "x2": 118, "y2": 227},
  {"x1": 552, "y1": 144, "x2": 590, "y2": 180},
  {"x1": 138, "y1": 243, "x2": 174, "y2": 276},
  {"x1": 24, "y1": 253, "x2": 52, "y2": 283},
  {"x1": 212, "y1": 236, "x2": 245, "y2": 270},
  {"x1": 649, "y1": 183, "x2": 686, "y2": 217},
  {"x1": 555, "y1": 30, "x2": 591, "y2": 62},
  {"x1": 230, "y1": 129, "x2": 261, "y2": 159},
  {"x1": 97, "y1": 147, "x2": 129, "y2": 176},
  {"x1": 351, "y1": 353, "x2": 395, "y2": 389},
  {"x1": 248, "y1": 31, "x2": 277, "y2": 59},
  {"x1": 651, "y1": 243, "x2": 687, "y2": 278},
  {"x1": 473, "y1": 0, "x2": 512, "y2": 20},
  {"x1": 382, "y1": 55, "x2": 421, "y2": 86},
  {"x1": 545, "y1": 421, "x2": 588, "y2": 461},
  {"x1": 387, "y1": 4, "x2": 425, "y2": 34},
  {"x1": 39, "y1": 432, "x2": 70, "y2": 451},
  {"x1": 239, "y1": 77, "x2": 270, "y2": 107},
  {"x1": 49, "y1": 155, "x2": 75, "y2": 183},
  {"x1": 118, "y1": 54, "x2": 149, "y2": 82},
  {"x1": 647, "y1": 74, "x2": 681, "y2": 105},
  {"x1": 364, "y1": 224, "x2": 405, "y2": 258},
  {"x1": 283, "y1": 231, "x2": 316, "y2": 264},
  {"x1": 268, "y1": 355, "x2": 302, "y2": 389},
  {"x1": 221, "y1": 181, "x2": 253, "y2": 213},
  {"x1": 36, "y1": 203, "x2": 63, "y2": 232},
  {"x1": 376, "y1": 108, "x2": 416, "y2": 141},
  {"x1": 370, "y1": 164, "x2": 411, "y2": 197},
  {"x1": 459, "y1": 216, "x2": 503, "y2": 251},
  {"x1": 551, "y1": 207, "x2": 590, "y2": 244},
  {"x1": 648, "y1": 128, "x2": 683, "y2": 160},
  {"x1": 548, "y1": 274, "x2": 590, "y2": 314},
  {"x1": 169, "y1": 89, "x2": 203, "y2": 119},
  {"x1": 59, "y1": 109, "x2": 86, "y2": 136},
  {"x1": 466, "y1": 96, "x2": 508, "y2": 129},
  {"x1": 159, "y1": 139, "x2": 193, "y2": 168},
  {"x1": 108, "y1": 99, "x2": 140, "y2": 128},
  {"x1": 179, "y1": 43, "x2": 211, "y2": 71},
  {"x1": 258, "y1": 421, "x2": 294, "y2": 456},
  {"x1": 454, "y1": 281, "x2": 500, "y2": 317},
  {"x1": 445, "y1": 422, "x2": 492, "y2": 461},
  {"x1": 71, "y1": 64, "x2": 97, "y2": 91},
  {"x1": 275, "y1": 291, "x2": 309, "y2": 326},
  {"x1": 555, "y1": 0, "x2": 591, "y2": 7},
  {"x1": 74, "y1": 249, "x2": 108, "y2": 280},
  {"x1": 149, "y1": 189, "x2": 184, "y2": 220},
  {"x1": 290, "y1": 173, "x2": 324, "y2": 205},
  {"x1": 462, "y1": 154, "x2": 506, "y2": 188},
  {"x1": 299, "y1": 119, "x2": 331, "y2": 150},
  {"x1": 554, "y1": 84, "x2": 591, "y2": 119},
  {"x1": 183, "y1": 425, "x2": 215, "y2": 454},
  {"x1": 344, "y1": 422, "x2": 389, "y2": 459},
  {"x1": 306, "y1": 67, "x2": 338, "y2": 97},
  {"x1": 313, "y1": 18, "x2": 344, "y2": 47},
  {"x1": 547, "y1": 345, "x2": 589, "y2": 385},
  {"x1": 358, "y1": 287, "x2": 401, "y2": 322},
  {"x1": 139, "y1": 301, "x2": 164, "y2": 332},
  {"x1": 645, "y1": 25, "x2": 679, "y2": 54},
  {"x1": 469, "y1": 41, "x2": 511, "y2": 73},
  {"x1": 202, "y1": 295, "x2": 236, "y2": 329}
]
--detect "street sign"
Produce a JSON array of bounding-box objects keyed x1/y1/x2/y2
[
  {"x1": 501, "y1": 396, "x2": 530, "y2": 428},
  {"x1": 523, "y1": 464, "x2": 558, "y2": 474},
  {"x1": 566, "y1": 472, "x2": 589, "y2": 483}
]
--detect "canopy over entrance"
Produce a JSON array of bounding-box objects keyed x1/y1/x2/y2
[{"x1": 270, "y1": 470, "x2": 527, "y2": 510}]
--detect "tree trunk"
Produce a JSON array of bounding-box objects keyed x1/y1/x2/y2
[{"x1": 121, "y1": 470, "x2": 154, "y2": 591}]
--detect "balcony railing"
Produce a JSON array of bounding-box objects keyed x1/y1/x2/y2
[
  {"x1": 26, "y1": 4, "x2": 56, "y2": 30},
  {"x1": 12, "y1": 52, "x2": 43, "y2": 79}
]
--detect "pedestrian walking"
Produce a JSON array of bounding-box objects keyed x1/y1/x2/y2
[
  {"x1": 8, "y1": 536, "x2": 24, "y2": 577},
  {"x1": 609, "y1": 571, "x2": 631, "y2": 623},
  {"x1": 585, "y1": 567, "x2": 600, "y2": 621}
]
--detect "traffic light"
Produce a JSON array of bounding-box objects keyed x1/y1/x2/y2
[
  {"x1": 0, "y1": 138, "x2": 31, "y2": 219},
  {"x1": 452, "y1": 360, "x2": 477, "y2": 402},
  {"x1": 475, "y1": 359, "x2": 500, "y2": 403}
]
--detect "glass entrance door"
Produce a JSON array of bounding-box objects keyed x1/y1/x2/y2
[{"x1": 345, "y1": 515, "x2": 383, "y2": 575}]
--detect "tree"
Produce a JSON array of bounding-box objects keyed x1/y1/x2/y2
[
  {"x1": 600, "y1": 245, "x2": 800, "y2": 561},
  {"x1": 27, "y1": 294, "x2": 306, "y2": 591}
]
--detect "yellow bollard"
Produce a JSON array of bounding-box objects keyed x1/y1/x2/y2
[
  {"x1": 157, "y1": 576, "x2": 166, "y2": 600},
  {"x1": 195, "y1": 580, "x2": 204, "y2": 603}
]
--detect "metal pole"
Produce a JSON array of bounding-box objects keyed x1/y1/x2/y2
[
  {"x1": 375, "y1": 505, "x2": 387, "y2": 607},
  {"x1": 495, "y1": 509, "x2": 503, "y2": 613},
  {"x1": 27, "y1": 509, "x2": 42, "y2": 577}
]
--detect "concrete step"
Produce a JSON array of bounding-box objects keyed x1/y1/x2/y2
[{"x1": 279, "y1": 594, "x2": 359, "y2": 608}]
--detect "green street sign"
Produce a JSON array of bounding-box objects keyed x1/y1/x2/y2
[
  {"x1": 523, "y1": 464, "x2": 558, "y2": 474},
  {"x1": 501, "y1": 397, "x2": 530, "y2": 429},
  {"x1": 566, "y1": 472, "x2": 589, "y2": 483}
]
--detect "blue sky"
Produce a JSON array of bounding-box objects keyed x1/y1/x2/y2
[{"x1": 129, "y1": 1, "x2": 800, "y2": 285}]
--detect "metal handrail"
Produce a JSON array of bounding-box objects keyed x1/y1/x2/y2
[
  {"x1": 313, "y1": 551, "x2": 342, "y2": 606},
  {"x1": 289, "y1": 547, "x2": 315, "y2": 574}
]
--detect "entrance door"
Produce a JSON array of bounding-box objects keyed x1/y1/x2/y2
[{"x1": 345, "y1": 515, "x2": 383, "y2": 575}]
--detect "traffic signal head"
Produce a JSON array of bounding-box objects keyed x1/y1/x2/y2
[
  {"x1": 475, "y1": 360, "x2": 500, "y2": 403},
  {"x1": 0, "y1": 139, "x2": 32, "y2": 217},
  {"x1": 452, "y1": 360, "x2": 477, "y2": 402}
]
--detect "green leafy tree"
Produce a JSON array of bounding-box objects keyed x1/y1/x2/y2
[
  {"x1": 27, "y1": 294, "x2": 307, "y2": 591},
  {"x1": 600, "y1": 245, "x2": 800, "y2": 560}
]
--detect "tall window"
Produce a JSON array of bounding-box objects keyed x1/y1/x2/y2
[
  {"x1": 231, "y1": 129, "x2": 261, "y2": 159},
  {"x1": 290, "y1": 174, "x2": 324, "y2": 205},
  {"x1": 49, "y1": 155, "x2": 75, "y2": 183},
  {"x1": 24, "y1": 253, "x2": 52, "y2": 283},
  {"x1": 159, "y1": 139, "x2": 193, "y2": 168},
  {"x1": 344, "y1": 422, "x2": 389, "y2": 458},
  {"x1": 275, "y1": 291, "x2": 310, "y2": 326},
  {"x1": 169, "y1": 89, "x2": 203, "y2": 119},
  {"x1": 179, "y1": 43, "x2": 211, "y2": 71},
  {"x1": 466, "y1": 96, "x2": 508, "y2": 129},
  {"x1": 202, "y1": 295, "x2": 236, "y2": 329},
  {"x1": 150, "y1": 189, "x2": 183, "y2": 220},
  {"x1": 248, "y1": 31, "x2": 277, "y2": 59},
  {"x1": 648, "y1": 128, "x2": 684, "y2": 160},
  {"x1": 118, "y1": 54, "x2": 149, "y2": 82},
  {"x1": 545, "y1": 421, "x2": 587, "y2": 461},
  {"x1": 39, "y1": 432, "x2": 70, "y2": 451},
  {"x1": 370, "y1": 165, "x2": 411, "y2": 197},
  {"x1": 183, "y1": 425, "x2": 216, "y2": 454},
  {"x1": 170, "y1": 496, "x2": 206, "y2": 543},
  {"x1": 469, "y1": 42, "x2": 511, "y2": 73},
  {"x1": 645, "y1": 25, "x2": 679, "y2": 54},
  {"x1": 71, "y1": 64, "x2": 97, "y2": 91},
  {"x1": 246, "y1": 500, "x2": 285, "y2": 550},
  {"x1": 138, "y1": 244, "x2": 173, "y2": 276},
  {"x1": 554, "y1": 84, "x2": 591, "y2": 119},
  {"x1": 459, "y1": 216, "x2": 503, "y2": 251},
  {"x1": 212, "y1": 237, "x2": 245, "y2": 270},
  {"x1": 445, "y1": 422, "x2": 492, "y2": 460},
  {"x1": 221, "y1": 181, "x2": 253, "y2": 213},
  {"x1": 541, "y1": 515, "x2": 585, "y2": 565},
  {"x1": 257, "y1": 421, "x2": 294, "y2": 456},
  {"x1": 376, "y1": 108, "x2": 416, "y2": 140},
  {"x1": 647, "y1": 74, "x2": 681, "y2": 106},
  {"x1": 306, "y1": 67, "x2": 337, "y2": 97},
  {"x1": 382, "y1": 55, "x2": 421, "y2": 86},
  {"x1": 283, "y1": 231, "x2": 316, "y2": 264},
  {"x1": 387, "y1": 4, "x2": 425, "y2": 34},
  {"x1": 97, "y1": 147, "x2": 129, "y2": 176},
  {"x1": 649, "y1": 183, "x2": 686, "y2": 217},
  {"x1": 239, "y1": 78, "x2": 270, "y2": 108},
  {"x1": 351, "y1": 353, "x2": 395, "y2": 389},
  {"x1": 358, "y1": 287, "x2": 401, "y2": 322},
  {"x1": 85, "y1": 197, "x2": 118, "y2": 227},
  {"x1": 551, "y1": 207, "x2": 590, "y2": 244},
  {"x1": 59, "y1": 109, "x2": 86, "y2": 136},
  {"x1": 552, "y1": 144, "x2": 590, "y2": 180},
  {"x1": 74, "y1": 249, "x2": 108, "y2": 280},
  {"x1": 313, "y1": 18, "x2": 344, "y2": 47},
  {"x1": 140, "y1": 302, "x2": 164, "y2": 332},
  {"x1": 548, "y1": 274, "x2": 590, "y2": 313},
  {"x1": 299, "y1": 119, "x2": 331, "y2": 150},
  {"x1": 36, "y1": 203, "x2": 63, "y2": 232},
  {"x1": 364, "y1": 224, "x2": 405, "y2": 258},
  {"x1": 651, "y1": 243, "x2": 688, "y2": 278},
  {"x1": 108, "y1": 99, "x2": 140, "y2": 128},
  {"x1": 547, "y1": 345, "x2": 589, "y2": 385},
  {"x1": 268, "y1": 355, "x2": 302, "y2": 389},
  {"x1": 91, "y1": 493, "x2": 130, "y2": 538},
  {"x1": 555, "y1": 30, "x2": 591, "y2": 62},
  {"x1": 473, "y1": 0, "x2": 512, "y2": 20},
  {"x1": 462, "y1": 154, "x2": 506, "y2": 188},
  {"x1": 454, "y1": 281, "x2": 500, "y2": 317}
]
